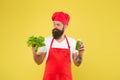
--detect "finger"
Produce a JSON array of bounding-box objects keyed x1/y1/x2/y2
[
  {"x1": 80, "y1": 42, "x2": 85, "y2": 48},
  {"x1": 80, "y1": 45, "x2": 84, "y2": 48},
  {"x1": 79, "y1": 47, "x2": 85, "y2": 51}
]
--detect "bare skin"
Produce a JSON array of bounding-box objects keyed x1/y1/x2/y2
[{"x1": 32, "y1": 47, "x2": 46, "y2": 65}]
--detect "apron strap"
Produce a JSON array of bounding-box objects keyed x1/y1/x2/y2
[
  {"x1": 50, "y1": 37, "x2": 54, "y2": 48},
  {"x1": 65, "y1": 35, "x2": 70, "y2": 49}
]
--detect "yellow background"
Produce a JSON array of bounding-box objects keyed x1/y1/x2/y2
[{"x1": 0, "y1": 0, "x2": 120, "y2": 80}]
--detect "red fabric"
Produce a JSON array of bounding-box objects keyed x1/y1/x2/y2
[
  {"x1": 52, "y1": 12, "x2": 70, "y2": 25},
  {"x1": 43, "y1": 37, "x2": 72, "y2": 80}
]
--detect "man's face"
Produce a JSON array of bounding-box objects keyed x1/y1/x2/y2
[{"x1": 52, "y1": 21, "x2": 64, "y2": 39}]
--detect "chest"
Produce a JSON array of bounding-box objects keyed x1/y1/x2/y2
[{"x1": 52, "y1": 39, "x2": 69, "y2": 49}]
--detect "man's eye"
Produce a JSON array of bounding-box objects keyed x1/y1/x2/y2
[{"x1": 57, "y1": 24, "x2": 60, "y2": 26}]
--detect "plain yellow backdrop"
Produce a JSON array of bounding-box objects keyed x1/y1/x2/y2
[{"x1": 0, "y1": 0, "x2": 120, "y2": 80}]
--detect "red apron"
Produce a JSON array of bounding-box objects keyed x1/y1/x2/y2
[{"x1": 43, "y1": 37, "x2": 72, "y2": 80}]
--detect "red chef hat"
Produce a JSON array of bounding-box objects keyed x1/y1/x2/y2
[{"x1": 52, "y1": 11, "x2": 70, "y2": 25}]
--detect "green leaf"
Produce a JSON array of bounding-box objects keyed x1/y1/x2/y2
[{"x1": 27, "y1": 36, "x2": 46, "y2": 51}]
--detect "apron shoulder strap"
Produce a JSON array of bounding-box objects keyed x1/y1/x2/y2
[
  {"x1": 65, "y1": 36, "x2": 70, "y2": 49},
  {"x1": 50, "y1": 37, "x2": 54, "y2": 48}
]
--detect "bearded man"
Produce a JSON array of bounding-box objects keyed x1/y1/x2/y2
[{"x1": 32, "y1": 11, "x2": 85, "y2": 80}]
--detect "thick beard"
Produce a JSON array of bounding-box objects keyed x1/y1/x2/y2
[{"x1": 52, "y1": 28, "x2": 64, "y2": 39}]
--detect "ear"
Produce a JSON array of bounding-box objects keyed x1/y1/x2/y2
[{"x1": 64, "y1": 24, "x2": 68, "y2": 29}]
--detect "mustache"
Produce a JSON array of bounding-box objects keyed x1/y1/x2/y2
[{"x1": 52, "y1": 28, "x2": 61, "y2": 33}]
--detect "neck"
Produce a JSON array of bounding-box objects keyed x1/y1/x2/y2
[{"x1": 55, "y1": 34, "x2": 66, "y2": 42}]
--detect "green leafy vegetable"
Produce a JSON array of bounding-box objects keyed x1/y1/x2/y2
[
  {"x1": 27, "y1": 36, "x2": 45, "y2": 51},
  {"x1": 75, "y1": 39, "x2": 81, "y2": 50}
]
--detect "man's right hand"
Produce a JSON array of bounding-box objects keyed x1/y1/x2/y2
[
  {"x1": 32, "y1": 46, "x2": 37, "y2": 55},
  {"x1": 31, "y1": 46, "x2": 46, "y2": 65}
]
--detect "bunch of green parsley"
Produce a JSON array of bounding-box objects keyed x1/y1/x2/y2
[{"x1": 27, "y1": 36, "x2": 45, "y2": 51}]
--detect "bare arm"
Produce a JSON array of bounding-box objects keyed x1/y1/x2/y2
[
  {"x1": 32, "y1": 47, "x2": 46, "y2": 65},
  {"x1": 72, "y1": 42, "x2": 85, "y2": 66}
]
